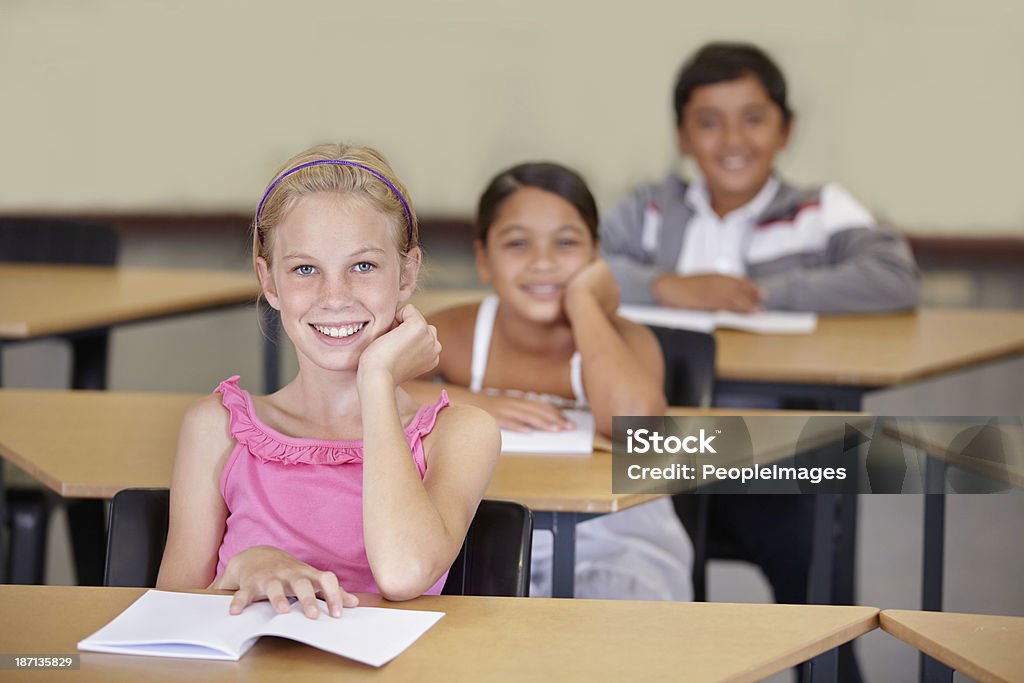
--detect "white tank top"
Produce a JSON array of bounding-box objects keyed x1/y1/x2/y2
[{"x1": 469, "y1": 295, "x2": 588, "y2": 408}]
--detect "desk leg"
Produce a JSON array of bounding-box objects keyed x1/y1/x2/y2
[
  {"x1": 824, "y1": 398, "x2": 863, "y2": 683},
  {"x1": 261, "y1": 299, "x2": 281, "y2": 394},
  {"x1": 533, "y1": 511, "x2": 597, "y2": 599},
  {"x1": 66, "y1": 500, "x2": 105, "y2": 585},
  {"x1": 70, "y1": 333, "x2": 108, "y2": 391},
  {"x1": 807, "y1": 494, "x2": 837, "y2": 605},
  {"x1": 807, "y1": 646, "x2": 838, "y2": 683},
  {"x1": 68, "y1": 332, "x2": 110, "y2": 586},
  {"x1": 920, "y1": 455, "x2": 952, "y2": 683},
  {"x1": 922, "y1": 456, "x2": 946, "y2": 611},
  {"x1": 805, "y1": 440, "x2": 862, "y2": 683},
  {"x1": 550, "y1": 512, "x2": 578, "y2": 599},
  {"x1": 0, "y1": 340, "x2": 5, "y2": 581},
  {"x1": 0, "y1": 430, "x2": 6, "y2": 582}
]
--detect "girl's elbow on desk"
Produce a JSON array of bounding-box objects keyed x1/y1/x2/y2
[
  {"x1": 596, "y1": 393, "x2": 667, "y2": 433},
  {"x1": 373, "y1": 560, "x2": 445, "y2": 601}
]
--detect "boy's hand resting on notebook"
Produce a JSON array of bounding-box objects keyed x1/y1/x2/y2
[
  {"x1": 358, "y1": 304, "x2": 441, "y2": 386},
  {"x1": 652, "y1": 273, "x2": 763, "y2": 313},
  {"x1": 565, "y1": 259, "x2": 620, "y2": 317},
  {"x1": 211, "y1": 546, "x2": 359, "y2": 619}
]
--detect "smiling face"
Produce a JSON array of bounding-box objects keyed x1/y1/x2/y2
[
  {"x1": 677, "y1": 73, "x2": 791, "y2": 216},
  {"x1": 257, "y1": 191, "x2": 419, "y2": 374},
  {"x1": 475, "y1": 186, "x2": 596, "y2": 324}
]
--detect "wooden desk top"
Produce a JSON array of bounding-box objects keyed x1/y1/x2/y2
[
  {"x1": 880, "y1": 609, "x2": 1024, "y2": 683},
  {"x1": 714, "y1": 309, "x2": 1024, "y2": 386},
  {"x1": 882, "y1": 420, "x2": 1024, "y2": 489},
  {"x1": 411, "y1": 291, "x2": 1024, "y2": 387},
  {"x1": 0, "y1": 263, "x2": 258, "y2": 339},
  {"x1": 0, "y1": 389, "x2": 859, "y2": 512},
  {"x1": 0, "y1": 585, "x2": 878, "y2": 683}
]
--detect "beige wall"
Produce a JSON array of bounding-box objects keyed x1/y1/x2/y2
[{"x1": 2, "y1": 0, "x2": 1022, "y2": 236}]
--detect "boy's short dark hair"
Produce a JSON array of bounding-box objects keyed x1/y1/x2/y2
[{"x1": 673, "y1": 42, "x2": 793, "y2": 126}]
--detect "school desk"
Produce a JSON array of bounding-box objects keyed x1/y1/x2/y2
[
  {"x1": 410, "y1": 294, "x2": 1024, "y2": 618},
  {"x1": 880, "y1": 609, "x2": 1024, "y2": 683},
  {"x1": 879, "y1": 420, "x2": 1023, "y2": 682},
  {"x1": 712, "y1": 308, "x2": 1024, "y2": 411},
  {"x1": 880, "y1": 420, "x2": 1023, "y2": 610},
  {"x1": 0, "y1": 389, "x2": 861, "y2": 601},
  {"x1": 0, "y1": 263, "x2": 261, "y2": 584},
  {"x1": 0, "y1": 585, "x2": 880, "y2": 683},
  {"x1": 409, "y1": 291, "x2": 1024, "y2": 412}
]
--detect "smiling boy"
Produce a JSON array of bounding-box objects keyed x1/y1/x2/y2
[{"x1": 600, "y1": 42, "x2": 920, "y2": 313}]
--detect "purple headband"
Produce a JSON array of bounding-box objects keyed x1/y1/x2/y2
[{"x1": 255, "y1": 159, "x2": 414, "y2": 247}]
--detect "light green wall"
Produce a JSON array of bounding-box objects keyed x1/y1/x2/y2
[{"x1": 2, "y1": 0, "x2": 1022, "y2": 235}]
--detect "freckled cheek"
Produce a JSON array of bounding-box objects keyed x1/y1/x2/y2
[{"x1": 276, "y1": 281, "x2": 318, "y2": 309}]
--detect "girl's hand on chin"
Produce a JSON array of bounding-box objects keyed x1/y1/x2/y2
[
  {"x1": 566, "y1": 260, "x2": 621, "y2": 316},
  {"x1": 357, "y1": 304, "x2": 441, "y2": 386}
]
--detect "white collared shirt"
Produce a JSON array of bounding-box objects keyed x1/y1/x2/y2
[{"x1": 675, "y1": 175, "x2": 781, "y2": 276}]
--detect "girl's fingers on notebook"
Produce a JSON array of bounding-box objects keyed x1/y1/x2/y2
[
  {"x1": 290, "y1": 577, "x2": 320, "y2": 619},
  {"x1": 316, "y1": 571, "x2": 357, "y2": 617},
  {"x1": 487, "y1": 396, "x2": 569, "y2": 432},
  {"x1": 265, "y1": 579, "x2": 292, "y2": 614},
  {"x1": 229, "y1": 587, "x2": 253, "y2": 615}
]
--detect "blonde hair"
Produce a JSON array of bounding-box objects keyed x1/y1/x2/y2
[{"x1": 252, "y1": 143, "x2": 418, "y2": 271}]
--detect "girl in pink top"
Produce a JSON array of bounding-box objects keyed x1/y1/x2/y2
[{"x1": 157, "y1": 143, "x2": 500, "y2": 620}]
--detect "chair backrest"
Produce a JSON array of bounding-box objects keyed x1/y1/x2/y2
[
  {"x1": 442, "y1": 500, "x2": 533, "y2": 597},
  {"x1": 104, "y1": 488, "x2": 170, "y2": 587},
  {"x1": 0, "y1": 218, "x2": 119, "y2": 266},
  {"x1": 104, "y1": 490, "x2": 533, "y2": 597},
  {"x1": 648, "y1": 325, "x2": 717, "y2": 408}
]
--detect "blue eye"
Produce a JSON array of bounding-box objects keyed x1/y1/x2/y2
[
  {"x1": 294, "y1": 265, "x2": 316, "y2": 276},
  {"x1": 353, "y1": 262, "x2": 376, "y2": 273},
  {"x1": 557, "y1": 239, "x2": 581, "y2": 248},
  {"x1": 504, "y1": 240, "x2": 527, "y2": 249}
]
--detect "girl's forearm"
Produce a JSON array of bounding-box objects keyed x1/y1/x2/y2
[
  {"x1": 358, "y1": 371, "x2": 458, "y2": 599},
  {"x1": 565, "y1": 295, "x2": 666, "y2": 433}
]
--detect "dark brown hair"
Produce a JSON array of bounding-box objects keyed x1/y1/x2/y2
[
  {"x1": 673, "y1": 42, "x2": 793, "y2": 126},
  {"x1": 476, "y1": 162, "x2": 599, "y2": 243}
]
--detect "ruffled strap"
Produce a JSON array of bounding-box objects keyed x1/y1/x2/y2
[
  {"x1": 213, "y1": 376, "x2": 363, "y2": 466},
  {"x1": 406, "y1": 390, "x2": 451, "y2": 444}
]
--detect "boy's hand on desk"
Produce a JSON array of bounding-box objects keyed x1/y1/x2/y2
[
  {"x1": 652, "y1": 273, "x2": 763, "y2": 313},
  {"x1": 474, "y1": 394, "x2": 574, "y2": 433},
  {"x1": 566, "y1": 259, "x2": 621, "y2": 317},
  {"x1": 212, "y1": 545, "x2": 359, "y2": 620}
]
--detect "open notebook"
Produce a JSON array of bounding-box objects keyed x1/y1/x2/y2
[
  {"x1": 619, "y1": 304, "x2": 817, "y2": 335},
  {"x1": 500, "y1": 409, "x2": 596, "y2": 455},
  {"x1": 78, "y1": 590, "x2": 444, "y2": 666}
]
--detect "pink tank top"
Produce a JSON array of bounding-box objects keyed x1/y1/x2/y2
[{"x1": 214, "y1": 376, "x2": 450, "y2": 595}]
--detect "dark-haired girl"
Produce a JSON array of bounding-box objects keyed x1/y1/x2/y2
[{"x1": 407, "y1": 161, "x2": 692, "y2": 600}]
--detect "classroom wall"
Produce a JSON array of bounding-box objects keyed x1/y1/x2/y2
[{"x1": 1, "y1": 0, "x2": 1022, "y2": 235}]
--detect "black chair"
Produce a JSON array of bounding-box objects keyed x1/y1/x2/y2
[
  {"x1": 648, "y1": 326, "x2": 716, "y2": 408},
  {"x1": 1, "y1": 218, "x2": 120, "y2": 585},
  {"x1": 104, "y1": 489, "x2": 533, "y2": 598},
  {"x1": 648, "y1": 325, "x2": 738, "y2": 602},
  {"x1": 104, "y1": 489, "x2": 171, "y2": 588},
  {"x1": 441, "y1": 500, "x2": 533, "y2": 597}
]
